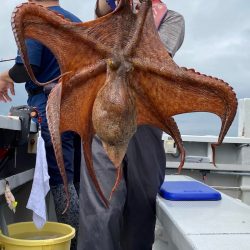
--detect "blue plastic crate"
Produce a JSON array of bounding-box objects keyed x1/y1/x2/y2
[{"x1": 159, "y1": 181, "x2": 222, "y2": 201}]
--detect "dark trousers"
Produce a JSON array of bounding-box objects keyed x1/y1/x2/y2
[
  {"x1": 77, "y1": 126, "x2": 166, "y2": 250},
  {"x1": 121, "y1": 126, "x2": 166, "y2": 250},
  {"x1": 77, "y1": 137, "x2": 126, "y2": 250}
]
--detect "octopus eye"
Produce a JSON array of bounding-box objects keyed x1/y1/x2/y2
[{"x1": 107, "y1": 59, "x2": 120, "y2": 70}]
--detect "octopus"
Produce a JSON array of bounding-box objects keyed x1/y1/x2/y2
[{"x1": 11, "y1": 0, "x2": 237, "y2": 211}]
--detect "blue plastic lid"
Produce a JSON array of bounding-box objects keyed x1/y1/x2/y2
[{"x1": 159, "y1": 181, "x2": 222, "y2": 201}]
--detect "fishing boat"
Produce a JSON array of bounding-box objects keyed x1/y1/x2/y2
[{"x1": 0, "y1": 99, "x2": 250, "y2": 250}]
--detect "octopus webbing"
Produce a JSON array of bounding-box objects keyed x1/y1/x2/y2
[{"x1": 11, "y1": 0, "x2": 237, "y2": 211}]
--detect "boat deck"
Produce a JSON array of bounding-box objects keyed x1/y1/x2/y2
[{"x1": 154, "y1": 175, "x2": 250, "y2": 250}]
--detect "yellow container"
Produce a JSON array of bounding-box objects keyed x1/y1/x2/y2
[{"x1": 0, "y1": 222, "x2": 75, "y2": 250}]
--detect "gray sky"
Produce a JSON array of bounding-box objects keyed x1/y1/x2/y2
[{"x1": 0, "y1": 0, "x2": 250, "y2": 136}]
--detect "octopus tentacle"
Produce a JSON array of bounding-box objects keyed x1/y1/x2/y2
[
  {"x1": 11, "y1": 3, "x2": 74, "y2": 86},
  {"x1": 112, "y1": 1, "x2": 132, "y2": 51},
  {"x1": 11, "y1": 3, "x2": 114, "y2": 87},
  {"x1": 133, "y1": 66, "x2": 237, "y2": 164},
  {"x1": 162, "y1": 118, "x2": 185, "y2": 173},
  {"x1": 180, "y1": 67, "x2": 238, "y2": 164},
  {"x1": 59, "y1": 67, "x2": 109, "y2": 207},
  {"x1": 135, "y1": 96, "x2": 185, "y2": 172},
  {"x1": 46, "y1": 83, "x2": 70, "y2": 214},
  {"x1": 82, "y1": 136, "x2": 109, "y2": 207},
  {"x1": 124, "y1": 0, "x2": 148, "y2": 56},
  {"x1": 109, "y1": 163, "x2": 123, "y2": 201}
]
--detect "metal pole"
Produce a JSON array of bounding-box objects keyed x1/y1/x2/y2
[{"x1": 0, "y1": 58, "x2": 15, "y2": 63}]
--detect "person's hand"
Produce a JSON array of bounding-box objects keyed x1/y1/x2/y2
[{"x1": 0, "y1": 71, "x2": 15, "y2": 102}]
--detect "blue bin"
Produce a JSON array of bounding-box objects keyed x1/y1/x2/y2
[{"x1": 159, "y1": 181, "x2": 222, "y2": 201}]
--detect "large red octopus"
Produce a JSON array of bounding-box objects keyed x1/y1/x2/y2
[{"x1": 11, "y1": 0, "x2": 237, "y2": 211}]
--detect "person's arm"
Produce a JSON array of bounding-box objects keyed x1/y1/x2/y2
[
  {"x1": 96, "y1": 0, "x2": 116, "y2": 17},
  {"x1": 0, "y1": 63, "x2": 40, "y2": 102},
  {"x1": 0, "y1": 70, "x2": 15, "y2": 102},
  {"x1": 158, "y1": 10, "x2": 185, "y2": 57}
]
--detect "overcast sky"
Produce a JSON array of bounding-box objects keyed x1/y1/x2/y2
[{"x1": 0, "y1": 0, "x2": 250, "y2": 136}]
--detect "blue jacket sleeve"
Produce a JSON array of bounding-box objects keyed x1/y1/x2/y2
[{"x1": 15, "y1": 39, "x2": 43, "y2": 67}]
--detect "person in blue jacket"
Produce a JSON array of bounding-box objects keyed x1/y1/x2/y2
[{"x1": 0, "y1": 1, "x2": 81, "y2": 249}]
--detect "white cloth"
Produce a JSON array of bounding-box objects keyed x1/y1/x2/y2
[{"x1": 26, "y1": 131, "x2": 50, "y2": 229}]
